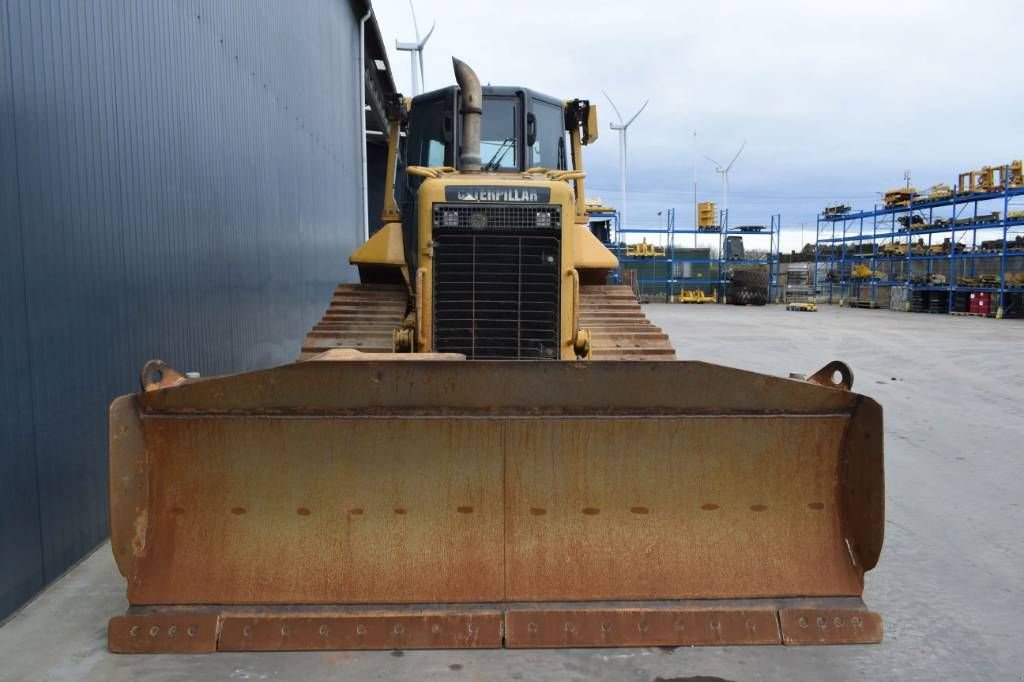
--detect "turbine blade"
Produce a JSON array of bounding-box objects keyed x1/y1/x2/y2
[
  {"x1": 602, "y1": 91, "x2": 625, "y2": 124},
  {"x1": 725, "y1": 140, "x2": 747, "y2": 171},
  {"x1": 624, "y1": 99, "x2": 649, "y2": 127},
  {"x1": 418, "y1": 51, "x2": 425, "y2": 90},
  {"x1": 703, "y1": 155, "x2": 723, "y2": 169},
  {"x1": 419, "y1": 21, "x2": 436, "y2": 48},
  {"x1": 408, "y1": 0, "x2": 420, "y2": 40}
]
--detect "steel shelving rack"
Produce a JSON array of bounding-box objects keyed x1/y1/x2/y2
[
  {"x1": 815, "y1": 175, "x2": 1024, "y2": 317},
  {"x1": 610, "y1": 208, "x2": 782, "y2": 302}
]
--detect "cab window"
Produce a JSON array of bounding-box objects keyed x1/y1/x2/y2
[
  {"x1": 530, "y1": 99, "x2": 566, "y2": 169},
  {"x1": 406, "y1": 95, "x2": 450, "y2": 168}
]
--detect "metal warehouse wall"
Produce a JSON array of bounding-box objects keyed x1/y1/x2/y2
[{"x1": 0, "y1": 0, "x2": 367, "y2": 620}]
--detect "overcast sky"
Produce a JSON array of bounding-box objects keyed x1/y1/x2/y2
[{"x1": 372, "y1": 0, "x2": 1023, "y2": 251}]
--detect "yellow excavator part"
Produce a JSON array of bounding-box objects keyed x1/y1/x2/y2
[
  {"x1": 677, "y1": 289, "x2": 717, "y2": 304},
  {"x1": 108, "y1": 357, "x2": 882, "y2": 652},
  {"x1": 625, "y1": 238, "x2": 666, "y2": 258}
]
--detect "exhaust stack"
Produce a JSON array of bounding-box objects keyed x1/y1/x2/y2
[{"x1": 453, "y1": 58, "x2": 482, "y2": 171}]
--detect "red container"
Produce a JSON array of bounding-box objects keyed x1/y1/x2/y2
[{"x1": 969, "y1": 292, "x2": 990, "y2": 315}]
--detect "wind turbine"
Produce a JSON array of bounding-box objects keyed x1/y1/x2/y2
[
  {"x1": 395, "y1": 0, "x2": 435, "y2": 96},
  {"x1": 603, "y1": 91, "x2": 649, "y2": 231},
  {"x1": 705, "y1": 140, "x2": 746, "y2": 229}
]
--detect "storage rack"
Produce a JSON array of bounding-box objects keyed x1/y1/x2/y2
[
  {"x1": 816, "y1": 174, "x2": 1024, "y2": 317},
  {"x1": 608, "y1": 208, "x2": 782, "y2": 302}
]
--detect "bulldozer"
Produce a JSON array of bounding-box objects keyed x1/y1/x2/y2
[{"x1": 107, "y1": 60, "x2": 884, "y2": 653}]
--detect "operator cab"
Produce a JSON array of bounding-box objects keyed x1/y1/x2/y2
[{"x1": 405, "y1": 86, "x2": 568, "y2": 174}]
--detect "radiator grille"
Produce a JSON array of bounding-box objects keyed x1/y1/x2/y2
[
  {"x1": 432, "y1": 204, "x2": 561, "y2": 231},
  {"x1": 433, "y1": 232, "x2": 560, "y2": 359}
]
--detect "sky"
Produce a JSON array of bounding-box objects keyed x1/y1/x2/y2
[{"x1": 371, "y1": 0, "x2": 1023, "y2": 252}]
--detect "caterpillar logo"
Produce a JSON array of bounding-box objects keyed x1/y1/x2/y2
[{"x1": 445, "y1": 186, "x2": 551, "y2": 203}]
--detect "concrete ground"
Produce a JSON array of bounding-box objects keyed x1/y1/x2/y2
[{"x1": 1, "y1": 304, "x2": 1022, "y2": 681}]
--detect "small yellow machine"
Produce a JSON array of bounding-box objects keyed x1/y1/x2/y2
[
  {"x1": 922, "y1": 184, "x2": 953, "y2": 201},
  {"x1": 786, "y1": 298, "x2": 818, "y2": 312},
  {"x1": 677, "y1": 288, "x2": 717, "y2": 303},
  {"x1": 107, "y1": 60, "x2": 884, "y2": 653},
  {"x1": 1008, "y1": 160, "x2": 1024, "y2": 189},
  {"x1": 883, "y1": 187, "x2": 919, "y2": 208},
  {"x1": 852, "y1": 263, "x2": 884, "y2": 280},
  {"x1": 626, "y1": 238, "x2": 666, "y2": 258}
]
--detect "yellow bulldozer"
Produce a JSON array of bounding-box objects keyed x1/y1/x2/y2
[{"x1": 107, "y1": 60, "x2": 884, "y2": 653}]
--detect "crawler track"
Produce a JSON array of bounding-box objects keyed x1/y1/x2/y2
[
  {"x1": 299, "y1": 283, "x2": 408, "y2": 360},
  {"x1": 300, "y1": 283, "x2": 675, "y2": 361},
  {"x1": 579, "y1": 285, "x2": 676, "y2": 360}
]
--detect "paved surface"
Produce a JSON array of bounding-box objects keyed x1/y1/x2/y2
[{"x1": 1, "y1": 304, "x2": 1021, "y2": 681}]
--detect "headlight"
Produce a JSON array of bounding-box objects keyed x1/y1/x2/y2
[
  {"x1": 535, "y1": 211, "x2": 552, "y2": 228},
  {"x1": 442, "y1": 210, "x2": 459, "y2": 227},
  {"x1": 469, "y1": 212, "x2": 488, "y2": 228}
]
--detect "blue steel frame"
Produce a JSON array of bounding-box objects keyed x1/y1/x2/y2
[
  {"x1": 815, "y1": 167, "x2": 1024, "y2": 316},
  {"x1": 611, "y1": 209, "x2": 782, "y2": 302}
]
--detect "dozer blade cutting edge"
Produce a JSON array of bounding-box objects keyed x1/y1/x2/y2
[{"x1": 108, "y1": 358, "x2": 883, "y2": 652}]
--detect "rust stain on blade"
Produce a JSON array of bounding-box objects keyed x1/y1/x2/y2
[
  {"x1": 505, "y1": 416, "x2": 861, "y2": 600},
  {"x1": 129, "y1": 418, "x2": 506, "y2": 605}
]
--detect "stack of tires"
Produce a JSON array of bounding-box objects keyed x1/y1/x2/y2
[
  {"x1": 928, "y1": 291, "x2": 948, "y2": 314},
  {"x1": 909, "y1": 289, "x2": 928, "y2": 312},
  {"x1": 726, "y1": 269, "x2": 768, "y2": 306}
]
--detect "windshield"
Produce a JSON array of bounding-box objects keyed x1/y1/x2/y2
[{"x1": 479, "y1": 96, "x2": 519, "y2": 171}]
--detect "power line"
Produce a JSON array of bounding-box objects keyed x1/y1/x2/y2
[{"x1": 588, "y1": 187, "x2": 880, "y2": 200}]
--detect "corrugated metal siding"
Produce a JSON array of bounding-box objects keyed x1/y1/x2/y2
[{"x1": 0, "y1": 0, "x2": 365, "y2": 620}]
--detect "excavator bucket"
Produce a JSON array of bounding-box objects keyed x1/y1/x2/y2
[{"x1": 108, "y1": 357, "x2": 883, "y2": 652}]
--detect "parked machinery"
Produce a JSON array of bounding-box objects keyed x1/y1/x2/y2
[
  {"x1": 851, "y1": 263, "x2": 885, "y2": 280},
  {"x1": 883, "y1": 187, "x2": 919, "y2": 208},
  {"x1": 922, "y1": 184, "x2": 953, "y2": 202},
  {"x1": 106, "y1": 59, "x2": 885, "y2": 653},
  {"x1": 625, "y1": 238, "x2": 666, "y2": 258},
  {"x1": 980, "y1": 235, "x2": 1024, "y2": 252},
  {"x1": 880, "y1": 240, "x2": 926, "y2": 256},
  {"x1": 958, "y1": 160, "x2": 1023, "y2": 194},
  {"x1": 823, "y1": 204, "x2": 852, "y2": 218},
  {"x1": 925, "y1": 238, "x2": 966, "y2": 255},
  {"x1": 897, "y1": 214, "x2": 926, "y2": 230},
  {"x1": 1008, "y1": 160, "x2": 1024, "y2": 189}
]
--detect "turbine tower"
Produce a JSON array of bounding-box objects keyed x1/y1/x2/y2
[
  {"x1": 705, "y1": 140, "x2": 746, "y2": 229},
  {"x1": 603, "y1": 92, "x2": 649, "y2": 231},
  {"x1": 395, "y1": 0, "x2": 435, "y2": 96}
]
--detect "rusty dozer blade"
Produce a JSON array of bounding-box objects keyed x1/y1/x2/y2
[{"x1": 108, "y1": 359, "x2": 883, "y2": 652}]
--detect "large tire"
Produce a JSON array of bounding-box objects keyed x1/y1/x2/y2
[
  {"x1": 726, "y1": 284, "x2": 759, "y2": 305},
  {"x1": 728, "y1": 268, "x2": 769, "y2": 306},
  {"x1": 730, "y1": 268, "x2": 769, "y2": 289}
]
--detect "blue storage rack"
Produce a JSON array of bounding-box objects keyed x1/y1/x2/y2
[
  {"x1": 606, "y1": 208, "x2": 782, "y2": 302},
  {"x1": 816, "y1": 171, "x2": 1024, "y2": 316}
]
